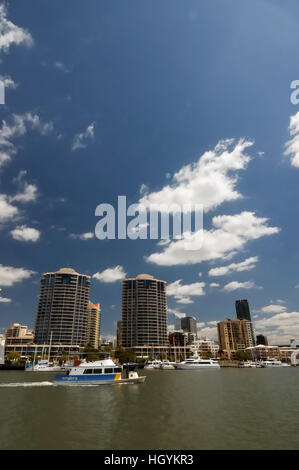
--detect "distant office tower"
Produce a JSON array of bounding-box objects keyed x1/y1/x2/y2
[
  {"x1": 256, "y1": 334, "x2": 268, "y2": 346},
  {"x1": 174, "y1": 315, "x2": 182, "y2": 331},
  {"x1": 181, "y1": 316, "x2": 197, "y2": 337},
  {"x1": 217, "y1": 318, "x2": 255, "y2": 358},
  {"x1": 122, "y1": 274, "x2": 167, "y2": 347},
  {"x1": 116, "y1": 321, "x2": 122, "y2": 348},
  {"x1": 235, "y1": 299, "x2": 251, "y2": 321},
  {"x1": 86, "y1": 303, "x2": 101, "y2": 349},
  {"x1": 35, "y1": 268, "x2": 91, "y2": 346}
]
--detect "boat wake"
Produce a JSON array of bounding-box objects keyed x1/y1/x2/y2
[{"x1": 0, "y1": 381, "x2": 54, "y2": 387}]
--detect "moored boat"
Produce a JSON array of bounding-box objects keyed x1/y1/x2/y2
[
  {"x1": 159, "y1": 360, "x2": 175, "y2": 370},
  {"x1": 54, "y1": 358, "x2": 146, "y2": 385},
  {"x1": 260, "y1": 360, "x2": 290, "y2": 368},
  {"x1": 144, "y1": 359, "x2": 162, "y2": 370},
  {"x1": 25, "y1": 360, "x2": 63, "y2": 372},
  {"x1": 175, "y1": 351, "x2": 220, "y2": 369}
]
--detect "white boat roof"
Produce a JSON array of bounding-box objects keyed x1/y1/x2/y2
[{"x1": 77, "y1": 359, "x2": 117, "y2": 368}]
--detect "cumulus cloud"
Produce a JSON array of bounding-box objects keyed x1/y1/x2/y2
[
  {"x1": 139, "y1": 138, "x2": 253, "y2": 213},
  {"x1": 284, "y1": 111, "x2": 299, "y2": 167},
  {"x1": 54, "y1": 61, "x2": 69, "y2": 73},
  {"x1": 255, "y1": 311, "x2": 299, "y2": 345},
  {"x1": 167, "y1": 308, "x2": 186, "y2": 319},
  {"x1": 0, "y1": 264, "x2": 36, "y2": 286},
  {"x1": 10, "y1": 171, "x2": 38, "y2": 203},
  {"x1": 167, "y1": 279, "x2": 205, "y2": 305},
  {"x1": 10, "y1": 225, "x2": 41, "y2": 242},
  {"x1": 208, "y1": 256, "x2": 258, "y2": 277},
  {"x1": 71, "y1": 122, "x2": 95, "y2": 151},
  {"x1": 260, "y1": 304, "x2": 287, "y2": 314},
  {"x1": 0, "y1": 194, "x2": 18, "y2": 222},
  {"x1": 0, "y1": 75, "x2": 18, "y2": 89},
  {"x1": 93, "y1": 265, "x2": 126, "y2": 283},
  {"x1": 175, "y1": 296, "x2": 194, "y2": 304},
  {"x1": 147, "y1": 211, "x2": 279, "y2": 266},
  {"x1": 0, "y1": 112, "x2": 53, "y2": 169},
  {"x1": 0, "y1": 4, "x2": 33, "y2": 53},
  {"x1": 223, "y1": 280, "x2": 260, "y2": 292},
  {"x1": 197, "y1": 324, "x2": 218, "y2": 340},
  {"x1": 69, "y1": 232, "x2": 94, "y2": 241}
]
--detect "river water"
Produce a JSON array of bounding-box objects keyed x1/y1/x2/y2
[{"x1": 0, "y1": 368, "x2": 298, "y2": 450}]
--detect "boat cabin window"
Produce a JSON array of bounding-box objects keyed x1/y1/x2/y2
[
  {"x1": 83, "y1": 369, "x2": 93, "y2": 374},
  {"x1": 104, "y1": 368, "x2": 113, "y2": 374},
  {"x1": 93, "y1": 369, "x2": 102, "y2": 374},
  {"x1": 114, "y1": 368, "x2": 122, "y2": 373}
]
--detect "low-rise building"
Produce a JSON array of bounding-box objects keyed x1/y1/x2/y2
[
  {"x1": 246, "y1": 344, "x2": 280, "y2": 361},
  {"x1": 193, "y1": 338, "x2": 219, "y2": 357},
  {"x1": 5, "y1": 323, "x2": 34, "y2": 345}
]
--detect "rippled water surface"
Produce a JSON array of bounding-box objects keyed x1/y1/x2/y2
[{"x1": 0, "y1": 368, "x2": 298, "y2": 449}]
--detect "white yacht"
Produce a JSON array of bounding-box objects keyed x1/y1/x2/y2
[
  {"x1": 159, "y1": 360, "x2": 175, "y2": 370},
  {"x1": 144, "y1": 359, "x2": 162, "y2": 370},
  {"x1": 25, "y1": 360, "x2": 63, "y2": 372},
  {"x1": 260, "y1": 360, "x2": 290, "y2": 368},
  {"x1": 175, "y1": 352, "x2": 220, "y2": 370}
]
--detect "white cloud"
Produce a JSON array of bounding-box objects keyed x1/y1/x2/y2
[
  {"x1": 284, "y1": 111, "x2": 299, "y2": 167},
  {"x1": 69, "y1": 232, "x2": 94, "y2": 241},
  {"x1": 93, "y1": 265, "x2": 126, "y2": 283},
  {"x1": 71, "y1": 122, "x2": 95, "y2": 151},
  {"x1": 10, "y1": 225, "x2": 41, "y2": 242},
  {"x1": 260, "y1": 304, "x2": 287, "y2": 314},
  {"x1": 223, "y1": 280, "x2": 259, "y2": 292},
  {"x1": 167, "y1": 280, "x2": 206, "y2": 301},
  {"x1": 147, "y1": 211, "x2": 279, "y2": 266},
  {"x1": 209, "y1": 283, "x2": 220, "y2": 287},
  {"x1": 54, "y1": 61, "x2": 69, "y2": 73},
  {"x1": 208, "y1": 256, "x2": 258, "y2": 277},
  {"x1": 167, "y1": 308, "x2": 186, "y2": 319},
  {"x1": 0, "y1": 264, "x2": 35, "y2": 286},
  {"x1": 0, "y1": 113, "x2": 53, "y2": 168},
  {"x1": 0, "y1": 4, "x2": 33, "y2": 52},
  {"x1": 197, "y1": 324, "x2": 218, "y2": 340},
  {"x1": 0, "y1": 75, "x2": 18, "y2": 89},
  {"x1": 174, "y1": 296, "x2": 194, "y2": 304},
  {"x1": 10, "y1": 182, "x2": 38, "y2": 203},
  {"x1": 255, "y1": 311, "x2": 299, "y2": 345},
  {"x1": 0, "y1": 194, "x2": 18, "y2": 222},
  {"x1": 0, "y1": 287, "x2": 11, "y2": 302},
  {"x1": 139, "y1": 138, "x2": 253, "y2": 213}
]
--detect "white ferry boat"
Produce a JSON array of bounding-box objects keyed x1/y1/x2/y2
[
  {"x1": 175, "y1": 352, "x2": 220, "y2": 369},
  {"x1": 54, "y1": 358, "x2": 146, "y2": 385}
]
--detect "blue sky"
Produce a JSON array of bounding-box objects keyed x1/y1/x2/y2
[{"x1": 1, "y1": 0, "x2": 299, "y2": 344}]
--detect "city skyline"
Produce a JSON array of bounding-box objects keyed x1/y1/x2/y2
[{"x1": 1, "y1": 1, "x2": 299, "y2": 345}]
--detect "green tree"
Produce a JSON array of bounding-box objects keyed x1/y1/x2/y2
[
  {"x1": 114, "y1": 348, "x2": 136, "y2": 364},
  {"x1": 6, "y1": 351, "x2": 21, "y2": 363},
  {"x1": 82, "y1": 344, "x2": 100, "y2": 362},
  {"x1": 235, "y1": 350, "x2": 251, "y2": 362}
]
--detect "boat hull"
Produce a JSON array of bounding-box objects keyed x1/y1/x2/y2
[
  {"x1": 54, "y1": 373, "x2": 146, "y2": 385},
  {"x1": 175, "y1": 364, "x2": 220, "y2": 370}
]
